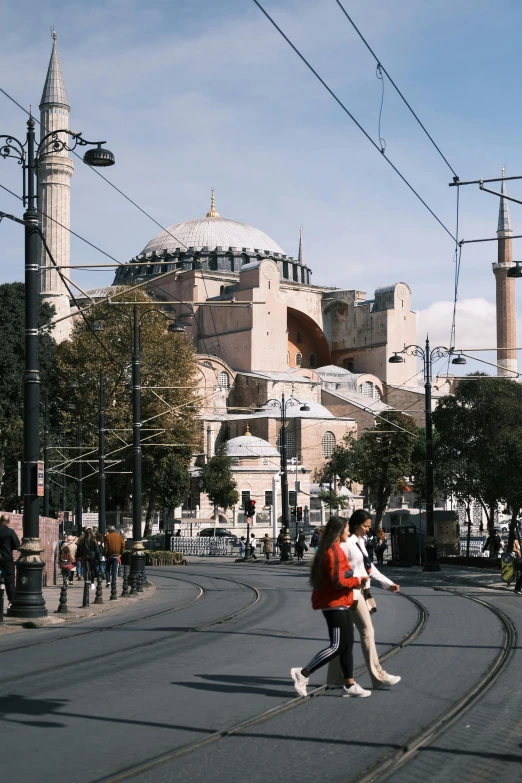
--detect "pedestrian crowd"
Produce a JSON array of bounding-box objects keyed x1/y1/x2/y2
[{"x1": 58, "y1": 525, "x2": 125, "y2": 589}]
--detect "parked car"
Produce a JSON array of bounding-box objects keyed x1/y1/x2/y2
[{"x1": 198, "y1": 528, "x2": 238, "y2": 545}]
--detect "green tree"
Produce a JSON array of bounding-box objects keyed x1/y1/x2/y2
[
  {"x1": 0, "y1": 283, "x2": 56, "y2": 510},
  {"x1": 433, "y1": 374, "x2": 522, "y2": 545},
  {"x1": 52, "y1": 289, "x2": 200, "y2": 534},
  {"x1": 200, "y1": 443, "x2": 239, "y2": 518},
  {"x1": 322, "y1": 412, "x2": 418, "y2": 526}
]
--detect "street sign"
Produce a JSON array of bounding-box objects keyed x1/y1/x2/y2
[{"x1": 37, "y1": 461, "x2": 44, "y2": 497}]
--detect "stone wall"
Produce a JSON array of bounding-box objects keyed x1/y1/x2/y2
[
  {"x1": 0, "y1": 513, "x2": 60, "y2": 587},
  {"x1": 321, "y1": 390, "x2": 377, "y2": 432}
]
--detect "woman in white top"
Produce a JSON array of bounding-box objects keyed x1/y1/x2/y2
[{"x1": 327, "y1": 510, "x2": 401, "y2": 689}]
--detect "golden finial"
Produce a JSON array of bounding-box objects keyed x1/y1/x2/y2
[
  {"x1": 244, "y1": 425, "x2": 252, "y2": 436},
  {"x1": 206, "y1": 187, "x2": 220, "y2": 218}
]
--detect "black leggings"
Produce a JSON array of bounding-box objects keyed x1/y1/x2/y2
[{"x1": 304, "y1": 609, "x2": 354, "y2": 680}]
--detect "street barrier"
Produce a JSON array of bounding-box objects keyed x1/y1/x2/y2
[
  {"x1": 170, "y1": 537, "x2": 233, "y2": 556},
  {"x1": 458, "y1": 537, "x2": 485, "y2": 557}
]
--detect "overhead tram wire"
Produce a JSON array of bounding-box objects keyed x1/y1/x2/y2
[
  {"x1": 334, "y1": 0, "x2": 458, "y2": 178},
  {"x1": 251, "y1": 0, "x2": 456, "y2": 243}
]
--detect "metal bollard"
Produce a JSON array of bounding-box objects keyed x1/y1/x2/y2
[
  {"x1": 110, "y1": 578, "x2": 118, "y2": 601},
  {"x1": 129, "y1": 572, "x2": 137, "y2": 596},
  {"x1": 121, "y1": 565, "x2": 130, "y2": 597},
  {"x1": 93, "y1": 575, "x2": 104, "y2": 605},
  {"x1": 82, "y1": 580, "x2": 90, "y2": 608},
  {"x1": 0, "y1": 575, "x2": 4, "y2": 622},
  {"x1": 56, "y1": 576, "x2": 70, "y2": 614}
]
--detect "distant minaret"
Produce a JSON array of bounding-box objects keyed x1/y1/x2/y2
[
  {"x1": 298, "y1": 226, "x2": 304, "y2": 264},
  {"x1": 493, "y1": 167, "x2": 517, "y2": 377},
  {"x1": 38, "y1": 30, "x2": 74, "y2": 341}
]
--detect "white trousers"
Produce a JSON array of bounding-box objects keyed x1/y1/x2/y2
[{"x1": 327, "y1": 597, "x2": 387, "y2": 687}]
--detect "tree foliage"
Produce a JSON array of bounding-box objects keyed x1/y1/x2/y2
[
  {"x1": 433, "y1": 375, "x2": 522, "y2": 545},
  {"x1": 321, "y1": 412, "x2": 418, "y2": 525},
  {"x1": 52, "y1": 290, "x2": 200, "y2": 534},
  {"x1": 200, "y1": 442, "x2": 239, "y2": 515},
  {"x1": 0, "y1": 283, "x2": 56, "y2": 510}
]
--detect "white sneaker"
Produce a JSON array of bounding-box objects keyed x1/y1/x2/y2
[
  {"x1": 375, "y1": 674, "x2": 401, "y2": 688},
  {"x1": 290, "y1": 668, "x2": 309, "y2": 697},
  {"x1": 343, "y1": 682, "x2": 371, "y2": 698}
]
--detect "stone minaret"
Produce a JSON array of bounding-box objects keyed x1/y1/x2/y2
[
  {"x1": 38, "y1": 30, "x2": 74, "y2": 341},
  {"x1": 493, "y1": 168, "x2": 517, "y2": 377}
]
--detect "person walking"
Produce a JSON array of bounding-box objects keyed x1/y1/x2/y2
[
  {"x1": 58, "y1": 545, "x2": 76, "y2": 582},
  {"x1": 250, "y1": 533, "x2": 257, "y2": 560},
  {"x1": 364, "y1": 529, "x2": 376, "y2": 563},
  {"x1": 295, "y1": 529, "x2": 306, "y2": 561},
  {"x1": 0, "y1": 514, "x2": 20, "y2": 606},
  {"x1": 95, "y1": 531, "x2": 106, "y2": 581},
  {"x1": 483, "y1": 530, "x2": 502, "y2": 558},
  {"x1": 104, "y1": 526, "x2": 125, "y2": 587},
  {"x1": 310, "y1": 528, "x2": 320, "y2": 551},
  {"x1": 64, "y1": 535, "x2": 78, "y2": 583},
  {"x1": 327, "y1": 509, "x2": 401, "y2": 690},
  {"x1": 77, "y1": 528, "x2": 99, "y2": 589},
  {"x1": 263, "y1": 534, "x2": 273, "y2": 561},
  {"x1": 375, "y1": 528, "x2": 388, "y2": 565},
  {"x1": 239, "y1": 536, "x2": 246, "y2": 559},
  {"x1": 276, "y1": 528, "x2": 285, "y2": 556},
  {"x1": 290, "y1": 515, "x2": 371, "y2": 699}
]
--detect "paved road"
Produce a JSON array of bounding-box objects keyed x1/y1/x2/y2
[{"x1": 0, "y1": 561, "x2": 520, "y2": 783}]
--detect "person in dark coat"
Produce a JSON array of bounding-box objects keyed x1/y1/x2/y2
[{"x1": 0, "y1": 514, "x2": 20, "y2": 605}]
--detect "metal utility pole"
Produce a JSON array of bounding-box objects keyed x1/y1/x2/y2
[
  {"x1": 98, "y1": 368, "x2": 106, "y2": 535},
  {"x1": 43, "y1": 393, "x2": 50, "y2": 517},
  {"x1": 76, "y1": 419, "x2": 83, "y2": 536},
  {"x1": 131, "y1": 306, "x2": 145, "y2": 583}
]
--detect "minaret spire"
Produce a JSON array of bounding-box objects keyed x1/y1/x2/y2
[
  {"x1": 206, "y1": 187, "x2": 220, "y2": 218},
  {"x1": 298, "y1": 226, "x2": 304, "y2": 265},
  {"x1": 497, "y1": 166, "x2": 512, "y2": 235},
  {"x1": 38, "y1": 30, "x2": 74, "y2": 342},
  {"x1": 493, "y1": 166, "x2": 517, "y2": 377}
]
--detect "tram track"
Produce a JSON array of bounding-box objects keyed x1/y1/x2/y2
[
  {"x1": 350, "y1": 587, "x2": 517, "y2": 783},
  {"x1": 93, "y1": 589, "x2": 429, "y2": 783},
  {"x1": 0, "y1": 570, "x2": 260, "y2": 685}
]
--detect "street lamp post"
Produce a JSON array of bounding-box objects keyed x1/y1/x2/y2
[
  {"x1": 389, "y1": 336, "x2": 466, "y2": 572},
  {"x1": 76, "y1": 418, "x2": 83, "y2": 536},
  {"x1": 1, "y1": 117, "x2": 114, "y2": 618},
  {"x1": 43, "y1": 393, "x2": 50, "y2": 518},
  {"x1": 265, "y1": 395, "x2": 310, "y2": 561},
  {"x1": 98, "y1": 367, "x2": 106, "y2": 536}
]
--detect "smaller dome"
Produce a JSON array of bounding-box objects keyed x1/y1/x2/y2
[{"x1": 225, "y1": 435, "x2": 279, "y2": 458}]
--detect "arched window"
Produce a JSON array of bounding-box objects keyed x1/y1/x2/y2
[
  {"x1": 296, "y1": 331, "x2": 302, "y2": 344},
  {"x1": 358, "y1": 381, "x2": 373, "y2": 397},
  {"x1": 208, "y1": 255, "x2": 217, "y2": 271},
  {"x1": 309, "y1": 353, "x2": 317, "y2": 368},
  {"x1": 443, "y1": 381, "x2": 450, "y2": 394},
  {"x1": 373, "y1": 386, "x2": 382, "y2": 400},
  {"x1": 219, "y1": 371, "x2": 230, "y2": 389},
  {"x1": 241, "y1": 254, "x2": 249, "y2": 265},
  {"x1": 321, "y1": 431, "x2": 336, "y2": 457},
  {"x1": 277, "y1": 427, "x2": 296, "y2": 459},
  {"x1": 295, "y1": 353, "x2": 303, "y2": 367}
]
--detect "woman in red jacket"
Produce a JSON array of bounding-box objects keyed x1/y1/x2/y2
[{"x1": 291, "y1": 516, "x2": 371, "y2": 699}]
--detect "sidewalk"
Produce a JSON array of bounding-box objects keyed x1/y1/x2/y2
[
  {"x1": 0, "y1": 577, "x2": 156, "y2": 634},
  {"x1": 382, "y1": 563, "x2": 510, "y2": 591}
]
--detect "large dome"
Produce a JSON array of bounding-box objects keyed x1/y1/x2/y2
[{"x1": 142, "y1": 216, "x2": 284, "y2": 256}]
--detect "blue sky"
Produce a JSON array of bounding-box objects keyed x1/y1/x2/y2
[{"x1": 1, "y1": 0, "x2": 522, "y2": 376}]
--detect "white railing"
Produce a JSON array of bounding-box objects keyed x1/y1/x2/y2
[{"x1": 170, "y1": 536, "x2": 233, "y2": 556}]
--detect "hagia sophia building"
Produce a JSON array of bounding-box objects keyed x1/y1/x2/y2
[{"x1": 36, "y1": 35, "x2": 517, "y2": 531}]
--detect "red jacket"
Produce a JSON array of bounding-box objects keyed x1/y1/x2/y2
[{"x1": 311, "y1": 543, "x2": 361, "y2": 610}]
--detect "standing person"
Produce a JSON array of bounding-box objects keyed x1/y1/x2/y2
[
  {"x1": 64, "y1": 535, "x2": 78, "y2": 583},
  {"x1": 327, "y1": 509, "x2": 401, "y2": 690},
  {"x1": 365, "y1": 529, "x2": 376, "y2": 564},
  {"x1": 250, "y1": 532, "x2": 257, "y2": 560},
  {"x1": 375, "y1": 528, "x2": 388, "y2": 565},
  {"x1": 295, "y1": 529, "x2": 306, "y2": 561},
  {"x1": 58, "y1": 545, "x2": 76, "y2": 582},
  {"x1": 263, "y1": 534, "x2": 273, "y2": 561},
  {"x1": 239, "y1": 537, "x2": 246, "y2": 559},
  {"x1": 77, "y1": 528, "x2": 99, "y2": 589},
  {"x1": 483, "y1": 529, "x2": 502, "y2": 558},
  {"x1": 310, "y1": 528, "x2": 320, "y2": 551},
  {"x1": 276, "y1": 528, "x2": 285, "y2": 555},
  {"x1": 290, "y1": 516, "x2": 371, "y2": 699},
  {"x1": 105, "y1": 526, "x2": 125, "y2": 587},
  {"x1": 0, "y1": 514, "x2": 20, "y2": 607},
  {"x1": 95, "y1": 531, "x2": 106, "y2": 581}
]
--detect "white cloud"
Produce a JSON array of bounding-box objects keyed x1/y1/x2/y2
[{"x1": 417, "y1": 297, "x2": 497, "y2": 349}]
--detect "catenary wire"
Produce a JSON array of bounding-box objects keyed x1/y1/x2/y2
[
  {"x1": 334, "y1": 0, "x2": 458, "y2": 177},
  {"x1": 251, "y1": 0, "x2": 456, "y2": 243}
]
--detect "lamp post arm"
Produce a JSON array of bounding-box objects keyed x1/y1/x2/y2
[{"x1": 36, "y1": 129, "x2": 108, "y2": 160}]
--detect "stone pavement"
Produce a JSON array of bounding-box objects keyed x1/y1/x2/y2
[{"x1": 0, "y1": 576, "x2": 156, "y2": 633}]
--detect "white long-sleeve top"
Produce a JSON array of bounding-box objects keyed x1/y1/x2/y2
[{"x1": 340, "y1": 535, "x2": 395, "y2": 597}]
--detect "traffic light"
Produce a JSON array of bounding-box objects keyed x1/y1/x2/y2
[
  {"x1": 296, "y1": 506, "x2": 303, "y2": 522},
  {"x1": 290, "y1": 507, "x2": 296, "y2": 517},
  {"x1": 246, "y1": 499, "x2": 256, "y2": 517}
]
